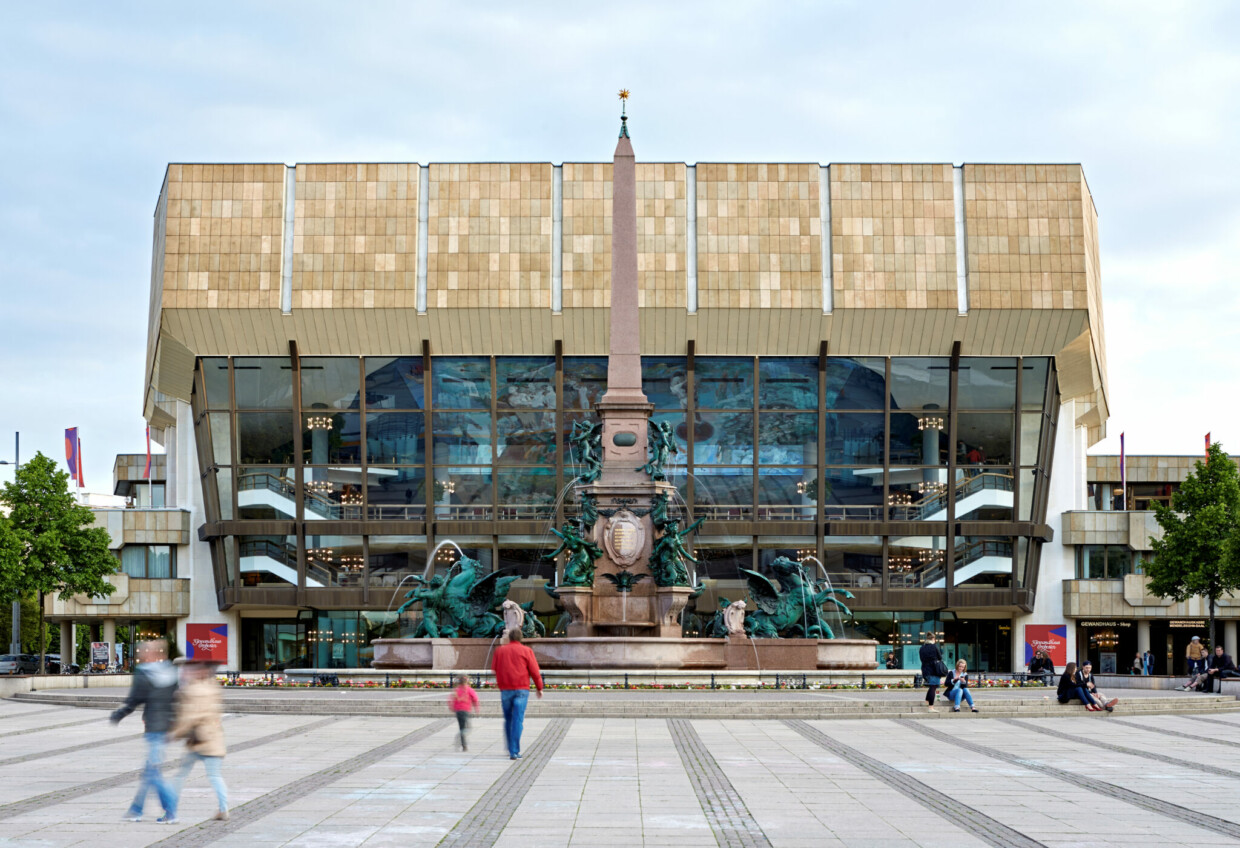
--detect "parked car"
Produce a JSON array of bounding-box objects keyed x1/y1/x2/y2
[
  {"x1": 0, "y1": 654, "x2": 40, "y2": 674},
  {"x1": 0, "y1": 655, "x2": 19, "y2": 674}
]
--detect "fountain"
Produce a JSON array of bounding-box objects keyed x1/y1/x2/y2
[{"x1": 372, "y1": 96, "x2": 877, "y2": 672}]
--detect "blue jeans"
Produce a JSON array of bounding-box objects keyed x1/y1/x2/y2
[
  {"x1": 174, "y1": 752, "x2": 227, "y2": 812},
  {"x1": 1058, "y1": 686, "x2": 1097, "y2": 707},
  {"x1": 129, "y1": 732, "x2": 176, "y2": 817},
  {"x1": 500, "y1": 689, "x2": 529, "y2": 757},
  {"x1": 1189, "y1": 658, "x2": 1205, "y2": 675},
  {"x1": 948, "y1": 682, "x2": 974, "y2": 709}
]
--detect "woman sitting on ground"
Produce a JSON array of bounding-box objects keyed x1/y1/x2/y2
[
  {"x1": 944, "y1": 659, "x2": 978, "y2": 713},
  {"x1": 1075, "y1": 660, "x2": 1118, "y2": 712},
  {"x1": 1057, "y1": 661, "x2": 1103, "y2": 711}
]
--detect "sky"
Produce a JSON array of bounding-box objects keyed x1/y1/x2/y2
[{"x1": 1, "y1": 1, "x2": 1238, "y2": 492}]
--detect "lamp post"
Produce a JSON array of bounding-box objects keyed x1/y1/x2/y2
[{"x1": 0, "y1": 432, "x2": 19, "y2": 654}]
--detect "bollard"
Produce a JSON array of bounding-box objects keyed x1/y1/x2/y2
[
  {"x1": 385, "y1": 673, "x2": 391, "y2": 688},
  {"x1": 801, "y1": 673, "x2": 807, "y2": 690},
  {"x1": 914, "y1": 673, "x2": 923, "y2": 688},
  {"x1": 775, "y1": 674, "x2": 781, "y2": 690},
  {"x1": 711, "y1": 673, "x2": 716, "y2": 690},
  {"x1": 861, "y1": 673, "x2": 866, "y2": 689}
]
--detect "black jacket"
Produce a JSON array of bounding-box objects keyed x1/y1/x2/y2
[
  {"x1": 111, "y1": 661, "x2": 179, "y2": 732},
  {"x1": 1028, "y1": 656, "x2": 1054, "y2": 674},
  {"x1": 1209, "y1": 653, "x2": 1237, "y2": 673},
  {"x1": 945, "y1": 670, "x2": 969, "y2": 689},
  {"x1": 1056, "y1": 671, "x2": 1079, "y2": 701},
  {"x1": 1074, "y1": 669, "x2": 1095, "y2": 691},
  {"x1": 919, "y1": 643, "x2": 943, "y2": 677}
]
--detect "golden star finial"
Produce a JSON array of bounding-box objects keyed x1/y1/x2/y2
[{"x1": 618, "y1": 89, "x2": 630, "y2": 101}]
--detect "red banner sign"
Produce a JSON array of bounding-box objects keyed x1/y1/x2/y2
[
  {"x1": 1025, "y1": 624, "x2": 1067, "y2": 667},
  {"x1": 185, "y1": 623, "x2": 228, "y2": 662}
]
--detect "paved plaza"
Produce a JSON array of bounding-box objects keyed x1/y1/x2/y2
[{"x1": 4, "y1": 692, "x2": 1240, "y2": 848}]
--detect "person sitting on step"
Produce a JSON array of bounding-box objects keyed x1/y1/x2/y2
[
  {"x1": 944, "y1": 659, "x2": 978, "y2": 713},
  {"x1": 1075, "y1": 660, "x2": 1118, "y2": 712}
]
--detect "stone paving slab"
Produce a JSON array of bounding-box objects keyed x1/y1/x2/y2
[{"x1": 5, "y1": 697, "x2": 1240, "y2": 847}]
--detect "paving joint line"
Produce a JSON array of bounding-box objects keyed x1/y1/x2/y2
[
  {"x1": 0, "y1": 716, "x2": 341, "y2": 821},
  {"x1": 0, "y1": 731, "x2": 145, "y2": 767},
  {"x1": 0, "y1": 716, "x2": 108, "y2": 738},
  {"x1": 669, "y1": 718, "x2": 772, "y2": 848},
  {"x1": 147, "y1": 717, "x2": 452, "y2": 848},
  {"x1": 1001, "y1": 717, "x2": 1240, "y2": 778},
  {"x1": 785, "y1": 719, "x2": 1045, "y2": 848},
  {"x1": 1107, "y1": 716, "x2": 1240, "y2": 749},
  {"x1": 436, "y1": 718, "x2": 572, "y2": 848},
  {"x1": 897, "y1": 718, "x2": 1240, "y2": 839}
]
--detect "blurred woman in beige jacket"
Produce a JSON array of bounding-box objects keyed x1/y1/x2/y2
[{"x1": 170, "y1": 661, "x2": 228, "y2": 821}]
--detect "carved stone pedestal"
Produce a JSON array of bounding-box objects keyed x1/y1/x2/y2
[
  {"x1": 557, "y1": 586, "x2": 595, "y2": 638},
  {"x1": 653, "y1": 586, "x2": 693, "y2": 638}
]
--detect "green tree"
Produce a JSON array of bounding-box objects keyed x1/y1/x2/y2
[
  {"x1": 0, "y1": 453, "x2": 117, "y2": 672},
  {"x1": 1146, "y1": 442, "x2": 1240, "y2": 652}
]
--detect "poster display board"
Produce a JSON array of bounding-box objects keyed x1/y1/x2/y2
[
  {"x1": 90, "y1": 642, "x2": 111, "y2": 672},
  {"x1": 185, "y1": 624, "x2": 228, "y2": 662},
  {"x1": 1024, "y1": 624, "x2": 1067, "y2": 667}
]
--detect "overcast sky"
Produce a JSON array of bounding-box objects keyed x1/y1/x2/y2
[{"x1": 1, "y1": 1, "x2": 1237, "y2": 491}]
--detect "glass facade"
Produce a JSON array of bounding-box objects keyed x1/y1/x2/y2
[{"x1": 196, "y1": 353, "x2": 1057, "y2": 660}]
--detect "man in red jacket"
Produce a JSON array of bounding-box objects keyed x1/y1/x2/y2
[{"x1": 490, "y1": 628, "x2": 544, "y2": 759}]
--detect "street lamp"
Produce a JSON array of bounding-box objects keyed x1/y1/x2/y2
[{"x1": 1, "y1": 432, "x2": 18, "y2": 655}]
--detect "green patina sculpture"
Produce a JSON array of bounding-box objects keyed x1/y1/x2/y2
[
  {"x1": 546, "y1": 522, "x2": 603, "y2": 587},
  {"x1": 741, "y1": 556, "x2": 854, "y2": 639},
  {"x1": 579, "y1": 491, "x2": 599, "y2": 527},
  {"x1": 569, "y1": 419, "x2": 603, "y2": 483},
  {"x1": 638, "y1": 420, "x2": 679, "y2": 481},
  {"x1": 394, "y1": 555, "x2": 519, "y2": 638},
  {"x1": 648, "y1": 517, "x2": 704, "y2": 587},
  {"x1": 602, "y1": 569, "x2": 648, "y2": 593},
  {"x1": 650, "y1": 490, "x2": 671, "y2": 527}
]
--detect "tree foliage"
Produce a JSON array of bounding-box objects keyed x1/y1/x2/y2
[
  {"x1": 0, "y1": 453, "x2": 118, "y2": 602},
  {"x1": 1146, "y1": 442, "x2": 1240, "y2": 648}
]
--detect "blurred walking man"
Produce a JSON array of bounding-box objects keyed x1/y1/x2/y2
[
  {"x1": 490, "y1": 629, "x2": 543, "y2": 760},
  {"x1": 111, "y1": 640, "x2": 180, "y2": 823}
]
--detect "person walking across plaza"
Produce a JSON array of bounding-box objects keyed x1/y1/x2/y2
[
  {"x1": 449, "y1": 674, "x2": 480, "y2": 751},
  {"x1": 919, "y1": 633, "x2": 945, "y2": 712},
  {"x1": 490, "y1": 628, "x2": 543, "y2": 760},
  {"x1": 945, "y1": 659, "x2": 978, "y2": 713},
  {"x1": 1187, "y1": 635, "x2": 1208, "y2": 676},
  {"x1": 111, "y1": 640, "x2": 180, "y2": 823},
  {"x1": 170, "y1": 659, "x2": 229, "y2": 821}
]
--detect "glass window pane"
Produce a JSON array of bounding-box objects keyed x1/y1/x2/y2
[
  {"x1": 299, "y1": 467, "x2": 365, "y2": 520},
  {"x1": 148, "y1": 546, "x2": 172, "y2": 579},
  {"x1": 365, "y1": 468, "x2": 425, "y2": 520},
  {"x1": 497, "y1": 410, "x2": 556, "y2": 465},
  {"x1": 1020, "y1": 413, "x2": 1043, "y2": 466},
  {"x1": 956, "y1": 413, "x2": 1014, "y2": 465},
  {"x1": 432, "y1": 357, "x2": 491, "y2": 409},
  {"x1": 300, "y1": 358, "x2": 360, "y2": 410},
  {"x1": 758, "y1": 413, "x2": 816, "y2": 465},
  {"x1": 496, "y1": 468, "x2": 556, "y2": 520},
  {"x1": 208, "y1": 413, "x2": 232, "y2": 466},
  {"x1": 432, "y1": 412, "x2": 493, "y2": 464},
  {"x1": 237, "y1": 467, "x2": 296, "y2": 519},
  {"x1": 239, "y1": 535, "x2": 298, "y2": 587},
  {"x1": 889, "y1": 357, "x2": 950, "y2": 412},
  {"x1": 954, "y1": 536, "x2": 1013, "y2": 588},
  {"x1": 236, "y1": 413, "x2": 295, "y2": 465},
  {"x1": 215, "y1": 468, "x2": 234, "y2": 520},
  {"x1": 696, "y1": 357, "x2": 753, "y2": 409},
  {"x1": 759, "y1": 357, "x2": 818, "y2": 409},
  {"x1": 889, "y1": 537, "x2": 948, "y2": 589},
  {"x1": 887, "y1": 476, "x2": 949, "y2": 521},
  {"x1": 757, "y1": 468, "x2": 815, "y2": 519},
  {"x1": 1021, "y1": 357, "x2": 1050, "y2": 410},
  {"x1": 889, "y1": 413, "x2": 947, "y2": 466},
  {"x1": 303, "y1": 534, "x2": 364, "y2": 588},
  {"x1": 366, "y1": 412, "x2": 425, "y2": 465},
  {"x1": 1019, "y1": 468, "x2": 1036, "y2": 521},
  {"x1": 693, "y1": 413, "x2": 754, "y2": 464},
  {"x1": 1109, "y1": 547, "x2": 1134, "y2": 579},
  {"x1": 823, "y1": 469, "x2": 883, "y2": 520},
  {"x1": 1015, "y1": 538, "x2": 1030, "y2": 587},
  {"x1": 364, "y1": 357, "x2": 425, "y2": 410},
  {"x1": 121, "y1": 546, "x2": 146, "y2": 578},
  {"x1": 824, "y1": 357, "x2": 885, "y2": 410},
  {"x1": 201, "y1": 358, "x2": 230, "y2": 409},
  {"x1": 496, "y1": 357, "x2": 556, "y2": 409},
  {"x1": 233, "y1": 357, "x2": 293, "y2": 409},
  {"x1": 821, "y1": 536, "x2": 883, "y2": 590},
  {"x1": 693, "y1": 468, "x2": 753, "y2": 513},
  {"x1": 696, "y1": 545, "x2": 752, "y2": 582},
  {"x1": 641, "y1": 357, "x2": 687, "y2": 409},
  {"x1": 564, "y1": 357, "x2": 608, "y2": 408},
  {"x1": 150, "y1": 483, "x2": 166, "y2": 509},
  {"x1": 824, "y1": 413, "x2": 884, "y2": 465},
  {"x1": 368, "y1": 536, "x2": 426, "y2": 589},
  {"x1": 957, "y1": 358, "x2": 1017, "y2": 409},
  {"x1": 433, "y1": 467, "x2": 492, "y2": 519},
  {"x1": 302, "y1": 412, "x2": 362, "y2": 465},
  {"x1": 956, "y1": 469, "x2": 1014, "y2": 521}
]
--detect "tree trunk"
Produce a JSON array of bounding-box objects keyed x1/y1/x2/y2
[{"x1": 38, "y1": 591, "x2": 45, "y2": 676}]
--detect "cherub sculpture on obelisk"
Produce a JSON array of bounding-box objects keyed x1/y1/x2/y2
[{"x1": 557, "y1": 92, "x2": 698, "y2": 639}]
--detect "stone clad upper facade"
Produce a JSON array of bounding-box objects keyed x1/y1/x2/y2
[{"x1": 145, "y1": 158, "x2": 1109, "y2": 443}]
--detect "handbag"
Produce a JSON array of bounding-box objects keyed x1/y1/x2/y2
[{"x1": 933, "y1": 660, "x2": 950, "y2": 678}]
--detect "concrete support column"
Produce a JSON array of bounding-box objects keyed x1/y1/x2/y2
[
  {"x1": 1137, "y1": 619, "x2": 1151, "y2": 655},
  {"x1": 102, "y1": 619, "x2": 117, "y2": 669},
  {"x1": 1226, "y1": 620, "x2": 1238, "y2": 660}
]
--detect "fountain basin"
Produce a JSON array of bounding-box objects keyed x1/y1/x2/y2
[{"x1": 371, "y1": 637, "x2": 878, "y2": 671}]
